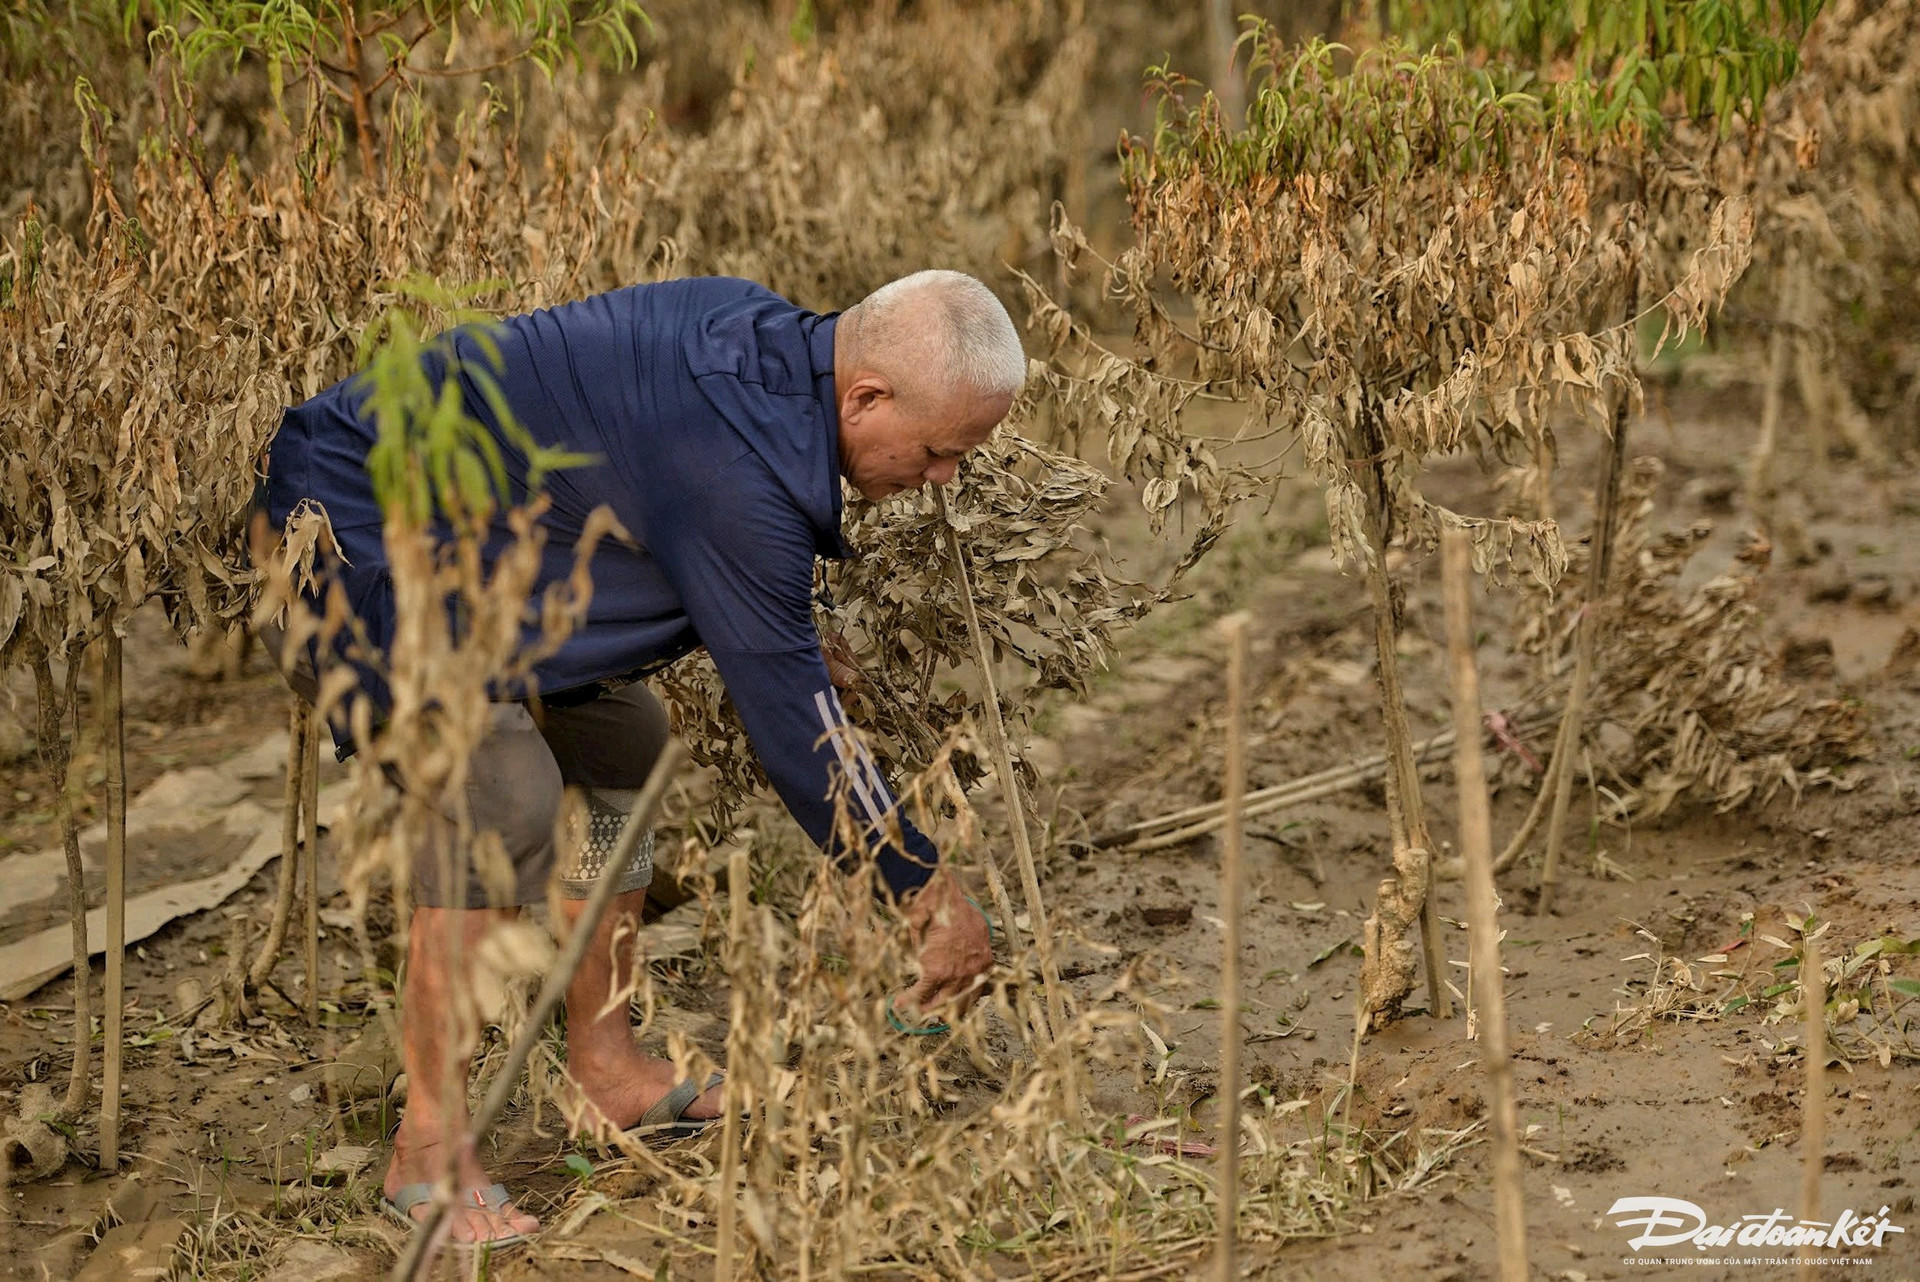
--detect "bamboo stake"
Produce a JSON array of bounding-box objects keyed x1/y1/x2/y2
[
  {"x1": 1440, "y1": 529, "x2": 1527, "y2": 1282},
  {"x1": 101, "y1": 618, "x2": 127, "y2": 1169},
  {"x1": 36, "y1": 652, "x2": 91, "y2": 1122},
  {"x1": 715, "y1": 843, "x2": 752, "y2": 1282},
  {"x1": 1798, "y1": 922, "x2": 1826, "y2": 1282},
  {"x1": 936, "y1": 486, "x2": 1065, "y2": 1046},
  {"x1": 1214, "y1": 613, "x2": 1249, "y2": 1282},
  {"x1": 389, "y1": 741, "x2": 684, "y2": 1282},
  {"x1": 301, "y1": 707, "x2": 321, "y2": 1024},
  {"x1": 251, "y1": 696, "x2": 308, "y2": 996}
]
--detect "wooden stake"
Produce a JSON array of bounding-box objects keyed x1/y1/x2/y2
[
  {"x1": 715, "y1": 843, "x2": 752, "y2": 1282},
  {"x1": 389, "y1": 742, "x2": 684, "y2": 1282},
  {"x1": 301, "y1": 707, "x2": 321, "y2": 1024},
  {"x1": 101, "y1": 619, "x2": 127, "y2": 1169},
  {"x1": 1799, "y1": 922, "x2": 1826, "y2": 1282},
  {"x1": 936, "y1": 486, "x2": 1066, "y2": 1047},
  {"x1": 1441, "y1": 529, "x2": 1528, "y2": 1282},
  {"x1": 1214, "y1": 612, "x2": 1249, "y2": 1282}
]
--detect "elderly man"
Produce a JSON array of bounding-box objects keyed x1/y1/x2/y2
[{"x1": 255, "y1": 270, "x2": 1018, "y2": 1248}]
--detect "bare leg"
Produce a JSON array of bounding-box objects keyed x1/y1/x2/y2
[
  {"x1": 561, "y1": 890, "x2": 724, "y2": 1128},
  {"x1": 382, "y1": 907, "x2": 540, "y2": 1243}
]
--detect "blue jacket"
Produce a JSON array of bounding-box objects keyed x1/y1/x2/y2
[{"x1": 264, "y1": 277, "x2": 939, "y2": 894}]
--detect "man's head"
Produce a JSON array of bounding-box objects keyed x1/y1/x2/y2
[{"x1": 832, "y1": 270, "x2": 1027, "y2": 500}]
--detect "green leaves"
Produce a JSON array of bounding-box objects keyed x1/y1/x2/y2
[
  {"x1": 143, "y1": 0, "x2": 653, "y2": 170},
  {"x1": 1393, "y1": 0, "x2": 1824, "y2": 135},
  {"x1": 355, "y1": 274, "x2": 591, "y2": 531},
  {"x1": 1141, "y1": 36, "x2": 1602, "y2": 196}
]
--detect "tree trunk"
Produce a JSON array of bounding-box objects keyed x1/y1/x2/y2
[
  {"x1": 35, "y1": 652, "x2": 91, "y2": 1122},
  {"x1": 101, "y1": 621, "x2": 127, "y2": 1168},
  {"x1": 1352, "y1": 441, "x2": 1451, "y2": 1023},
  {"x1": 1538, "y1": 274, "x2": 1637, "y2": 916},
  {"x1": 1747, "y1": 252, "x2": 1811, "y2": 565},
  {"x1": 1209, "y1": 0, "x2": 1246, "y2": 128},
  {"x1": 341, "y1": 7, "x2": 380, "y2": 182},
  {"x1": 1213, "y1": 613, "x2": 1250, "y2": 1282}
]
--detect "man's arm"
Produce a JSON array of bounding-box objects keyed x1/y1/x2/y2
[
  {"x1": 704, "y1": 642, "x2": 940, "y2": 895},
  {"x1": 649, "y1": 452, "x2": 939, "y2": 897}
]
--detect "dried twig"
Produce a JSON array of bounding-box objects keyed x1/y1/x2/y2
[
  {"x1": 937, "y1": 485, "x2": 1065, "y2": 1048},
  {"x1": 250, "y1": 697, "x2": 308, "y2": 997},
  {"x1": 1107, "y1": 714, "x2": 1555, "y2": 854},
  {"x1": 1539, "y1": 268, "x2": 1636, "y2": 917}
]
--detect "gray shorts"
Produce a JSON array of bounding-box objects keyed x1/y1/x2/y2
[{"x1": 259, "y1": 621, "x2": 666, "y2": 909}]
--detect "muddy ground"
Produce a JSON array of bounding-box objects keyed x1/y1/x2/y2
[{"x1": 4, "y1": 382, "x2": 1920, "y2": 1281}]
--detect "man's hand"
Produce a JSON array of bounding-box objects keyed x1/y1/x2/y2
[
  {"x1": 895, "y1": 868, "x2": 992, "y2": 1024},
  {"x1": 820, "y1": 628, "x2": 863, "y2": 693}
]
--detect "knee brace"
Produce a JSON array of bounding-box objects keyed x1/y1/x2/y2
[{"x1": 557, "y1": 786, "x2": 654, "y2": 900}]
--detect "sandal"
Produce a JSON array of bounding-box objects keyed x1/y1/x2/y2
[
  {"x1": 622, "y1": 1071, "x2": 730, "y2": 1143},
  {"x1": 380, "y1": 1181, "x2": 530, "y2": 1254}
]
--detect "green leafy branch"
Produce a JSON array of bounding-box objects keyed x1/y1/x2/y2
[
  {"x1": 145, "y1": 0, "x2": 651, "y2": 173},
  {"x1": 1389, "y1": 0, "x2": 1825, "y2": 133},
  {"x1": 356, "y1": 274, "x2": 591, "y2": 530}
]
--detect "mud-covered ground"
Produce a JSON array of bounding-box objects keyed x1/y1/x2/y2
[{"x1": 4, "y1": 384, "x2": 1920, "y2": 1281}]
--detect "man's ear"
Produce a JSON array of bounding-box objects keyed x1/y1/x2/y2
[{"x1": 841, "y1": 373, "x2": 893, "y2": 422}]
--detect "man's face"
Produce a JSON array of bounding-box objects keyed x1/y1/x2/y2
[{"x1": 838, "y1": 379, "x2": 1014, "y2": 501}]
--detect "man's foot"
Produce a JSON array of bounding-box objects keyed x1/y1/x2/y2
[
  {"x1": 383, "y1": 1131, "x2": 539, "y2": 1245},
  {"x1": 568, "y1": 1044, "x2": 726, "y2": 1132}
]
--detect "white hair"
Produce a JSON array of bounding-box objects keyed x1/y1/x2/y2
[{"x1": 845, "y1": 269, "x2": 1027, "y2": 406}]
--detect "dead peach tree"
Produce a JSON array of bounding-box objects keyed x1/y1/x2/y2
[
  {"x1": 1395, "y1": 1, "x2": 1826, "y2": 908},
  {"x1": 1028, "y1": 35, "x2": 1753, "y2": 1027},
  {"x1": 0, "y1": 198, "x2": 272, "y2": 1160},
  {"x1": 1734, "y1": 0, "x2": 1920, "y2": 551}
]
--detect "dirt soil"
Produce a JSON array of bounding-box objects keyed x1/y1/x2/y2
[{"x1": 5, "y1": 386, "x2": 1920, "y2": 1281}]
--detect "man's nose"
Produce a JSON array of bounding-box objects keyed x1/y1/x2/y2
[{"x1": 926, "y1": 457, "x2": 959, "y2": 486}]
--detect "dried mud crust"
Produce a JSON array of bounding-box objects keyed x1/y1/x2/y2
[
  {"x1": 1025, "y1": 405, "x2": 1920, "y2": 1281},
  {"x1": 5, "y1": 403, "x2": 1920, "y2": 1279}
]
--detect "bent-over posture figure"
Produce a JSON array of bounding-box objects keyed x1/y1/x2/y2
[{"x1": 254, "y1": 270, "x2": 1015, "y2": 1248}]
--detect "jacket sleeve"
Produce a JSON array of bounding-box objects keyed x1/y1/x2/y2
[{"x1": 646, "y1": 451, "x2": 940, "y2": 896}]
